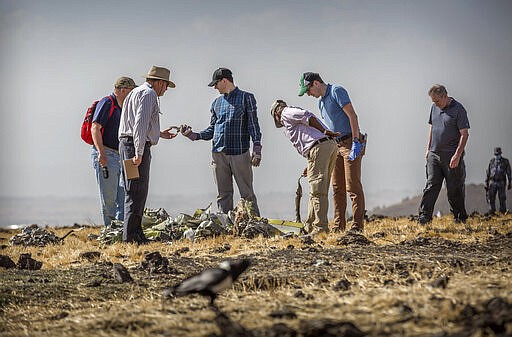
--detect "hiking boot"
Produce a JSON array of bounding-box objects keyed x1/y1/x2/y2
[{"x1": 418, "y1": 217, "x2": 431, "y2": 225}]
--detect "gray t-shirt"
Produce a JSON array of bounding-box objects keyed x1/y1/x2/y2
[{"x1": 429, "y1": 98, "x2": 470, "y2": 153}]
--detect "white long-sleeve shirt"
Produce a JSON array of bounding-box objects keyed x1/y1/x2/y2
[
  {"x1": 118, "y1": 82, "x2": 161, "y2": 156},
  {"x1": 280, "y1": 106, "x2": 328, "y2": 158}
]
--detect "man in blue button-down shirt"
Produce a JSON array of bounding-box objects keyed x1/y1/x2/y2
[{"x1": 181, "y1": 68, "x2": 262, "y2": 215}]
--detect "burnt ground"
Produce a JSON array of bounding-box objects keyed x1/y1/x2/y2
[{"x1": 1, "y1": 224, "x2": 511, "y2": 337}]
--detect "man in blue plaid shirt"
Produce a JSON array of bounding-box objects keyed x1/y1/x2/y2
[{"x1": 181, "y1": 68, "x2": 262, "y2": 215}]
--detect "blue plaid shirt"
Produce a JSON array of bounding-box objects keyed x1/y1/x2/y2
[{"x1": 198, "y1": 87, "x2": 262, "y2": 155}]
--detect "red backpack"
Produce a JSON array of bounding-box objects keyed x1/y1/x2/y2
[{"x1": 81, "y1": 96, "x2": 115, "y2": 145}]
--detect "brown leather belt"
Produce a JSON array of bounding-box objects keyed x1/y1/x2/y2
[{"x1": 335, "y1": 133, "x2": 352, "y2": 143}]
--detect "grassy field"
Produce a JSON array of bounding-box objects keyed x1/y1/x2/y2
[{"x1": 1, "y1": 214, "x2": 511, "y2": 337}]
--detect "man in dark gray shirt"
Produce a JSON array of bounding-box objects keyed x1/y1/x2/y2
[{"x1": 419, "y1": 84, "x2": 470, "y2": 224}]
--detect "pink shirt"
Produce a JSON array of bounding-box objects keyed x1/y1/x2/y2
[{"x1": 280, "y1": 106, "x2": 328, "y2": 157}]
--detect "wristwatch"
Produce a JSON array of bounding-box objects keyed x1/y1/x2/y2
[{"x1": 353, "y1": 137, "x2": 360, "y2": 143}]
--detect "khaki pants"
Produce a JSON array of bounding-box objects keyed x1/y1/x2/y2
[
  {"x1": 332, "y1": 137, "x2": 366, "y2": 231},
  {"x1": 306, "y1": 139, "x2": 337, "y2": 231}
]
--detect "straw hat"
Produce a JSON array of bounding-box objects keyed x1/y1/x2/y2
[{"x1": 144, "y1": 66, "x2": 176, "y2": 88}]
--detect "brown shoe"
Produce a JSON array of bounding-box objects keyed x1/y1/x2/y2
[
  {"x1": 301, "y1": 223, "x2": 312, "y2": 235},
  {"x1": 309, "y1": 226, "x2": 329, "y2": 236},
  {"x1": 331, "y1": 226, "x2": 345, "y2": 233}
]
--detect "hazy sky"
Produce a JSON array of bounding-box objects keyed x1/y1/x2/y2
[{"x1": 1, "y1": 0, "x2": 511, "y2": 211}]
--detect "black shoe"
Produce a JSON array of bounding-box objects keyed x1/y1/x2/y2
[
  {"x1": 418, "y1": 216, "x2": 431, "y2": 225},
  {"x1": 124, "y1": 233, "x2": 150, "y2": 245},
  {"x1": 135, "y1": 235, "x2": 151, "y2": 245},
  {"x1": 454, "y1": 217, "x2": 467, "y2": 224}
]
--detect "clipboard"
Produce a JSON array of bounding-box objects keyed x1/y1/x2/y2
[{"x1": 123, "y1": 159, "x2": 140, "y2": 180}]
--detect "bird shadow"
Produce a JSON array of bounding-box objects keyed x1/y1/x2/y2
[
  {"x1": 161, "y1": 295, "x2": 253, "y2": 337},
  {"x1": 210, "y1": 305, "x2": 254, "y2": 337}
]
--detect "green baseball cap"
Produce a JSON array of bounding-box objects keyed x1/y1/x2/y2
[{"x1": 298, "y1": 72, "x2": 323, "y2": 96}]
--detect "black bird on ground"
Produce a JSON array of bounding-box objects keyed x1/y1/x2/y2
[{"x1": 167, "y1": 258, "x2": 251, "y2": 309}]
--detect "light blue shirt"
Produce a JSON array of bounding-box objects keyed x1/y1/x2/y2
[{"x1": 319, "y1": 84, "x2": 352, "y2": 135}]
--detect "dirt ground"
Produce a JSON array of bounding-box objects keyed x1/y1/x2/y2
[{"x1": 1, "y1": 214, "x2": 511, "y2": 337}]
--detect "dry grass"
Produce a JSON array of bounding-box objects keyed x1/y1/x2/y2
[{"x1": 1, "y1": 214, "x2": 511, "y2": 337}]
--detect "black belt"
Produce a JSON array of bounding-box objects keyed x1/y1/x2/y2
[
  {"x1": 120, "y1": 136, "x2": 151, "y2": 147},
  {"x1": 335, "y1": 133, "x2": 352, "y2": 143},
  {"x1": 311, "y1": 137, "x2": 331, "y2": 148}
]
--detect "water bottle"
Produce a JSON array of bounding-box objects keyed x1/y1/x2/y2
[{"x1": 102, "y1": 166, "x2": 109, "y2": 179}]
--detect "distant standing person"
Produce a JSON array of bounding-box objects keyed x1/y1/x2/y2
[
  {"x1": 180, "y1": 68, "x2": 262, "y2": 215},
  {"x1": 270, "y1": 100, "x2": 338, "y2": 235},
  {"x1": 485, "y1": 147, "x2": 511, "y2": 214},
  {"x1": 91, "y1": 77, "x2": 137, "y2": 227},
  {"x1": 299, "y1": 72, "x2": 366, "y2": 233},
  {"x1": 118, "y1": 66, "x2": 178, "y2": 244},
  {"x1": 419, "y1": 84, "x2": 470, "y2": 224}
]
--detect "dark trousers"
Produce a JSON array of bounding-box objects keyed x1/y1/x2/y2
[
  {"x1": 119, "y1": 138, "x2": 151, "y2": 243},
  {"x1": 419, "y1": 151, "x2": 467, "y2": 221},
  {"x1": 488, "y1": 180, "x2": 507, "y2": 213}
]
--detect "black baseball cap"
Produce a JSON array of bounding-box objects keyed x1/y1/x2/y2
[{"x1": 208, "y1": 67, "x2": 233, "y2": 87}]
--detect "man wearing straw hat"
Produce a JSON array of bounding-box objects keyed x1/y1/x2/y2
[
  {"x1": 118, "y1": 66, "x2": 177, "y2": 244},
  {"x1": 270, "y1": 100, "x2": 338, "y2": 236}
]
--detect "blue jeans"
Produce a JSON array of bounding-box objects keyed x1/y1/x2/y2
[{"x1": 92, "y1": 147, "x2": 124, "y2": 226}]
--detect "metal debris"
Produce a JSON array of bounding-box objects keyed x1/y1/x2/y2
[
  {"x1": 10, "y1": 225, "x2": 61, "y2": 247},
  {"x1": 96, "y1": 200, "x2": 294, "y2": 244},
  {"x1": 9, "y1": 225, "x2": 83, "y2": 247},
  {"x1": 231, "y1": 200, "x2": 283, "y2": 238}
]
